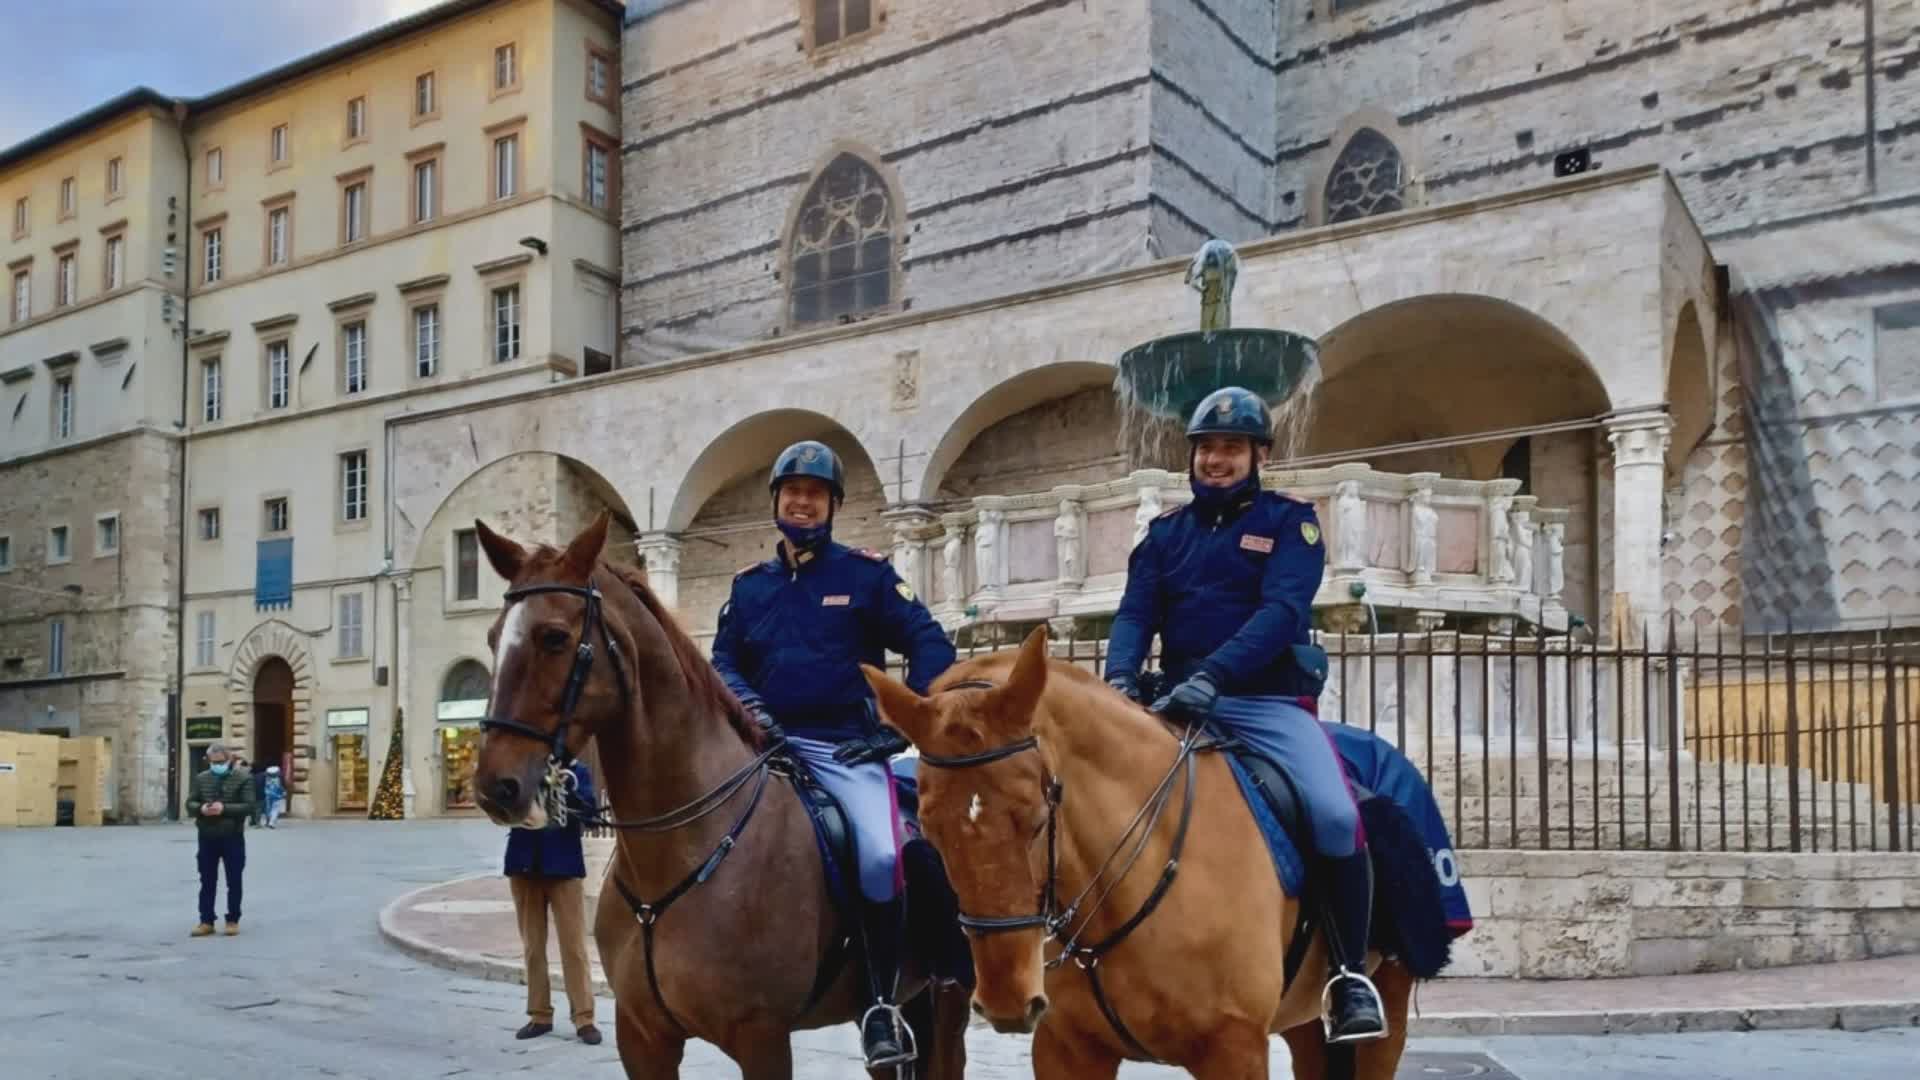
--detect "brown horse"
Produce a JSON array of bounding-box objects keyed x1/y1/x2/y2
[
  {"x1": 469, "y1": 512, "x2": 971, "y2": 1080},
  {"x1": 864, "y1": 626, "x2": 1413, "y2": 1080}
]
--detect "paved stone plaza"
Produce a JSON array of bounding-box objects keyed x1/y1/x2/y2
[{"x1": 1, "y1": 819, "x2": 1915, "y2": 1079}]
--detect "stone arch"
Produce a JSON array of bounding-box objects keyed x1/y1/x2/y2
[
  {"x1": 1666, "y1": 300, "x2": 1714, "y2": 474},
  {"x1": 669, "y1": 409, "x2": 888, "y2": 631},
  {"x1": 1308, "y1": 107, "x2": 1420, "y2": 226},
  {"x1": 781, "y1": 142, "x2": 907, "y2": 330},
  {"x1": 918, "y1": 361, "x2": 1121, "y2": 501},
  {"x1": 410, "y1": 450, "x2": 641, "y2": 580},
  {"x1": 225, "y1": 618, "x2": 317, "y2": 798}
]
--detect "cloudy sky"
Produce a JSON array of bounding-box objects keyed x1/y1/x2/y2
[{"x1": 0, "y1": 1, "x2": 454, "y2": 149}]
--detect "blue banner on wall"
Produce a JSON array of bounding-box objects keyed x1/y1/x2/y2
[{"x1": 256, "y1": 538, "x2": 293, "y2": 609}]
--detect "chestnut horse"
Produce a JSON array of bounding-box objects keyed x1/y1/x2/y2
[
  {"x1": 864, "y1": 626, "x2": 1413, "y2": 1080},
  {"x1": 469, "y1": 513, "x2": 970, "y2": 1080}
]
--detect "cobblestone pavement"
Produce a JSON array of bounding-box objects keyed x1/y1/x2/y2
[{"x1": 1, "y1": 819, "x2": 1913, "y2": 1079}]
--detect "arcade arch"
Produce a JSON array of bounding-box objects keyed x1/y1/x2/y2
[{"x1": 921, "y1": 362, "x2": 1130, "y2": 501}]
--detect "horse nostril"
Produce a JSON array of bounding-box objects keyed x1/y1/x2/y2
[
  {"x1": 969, "y1": 999, "x2": 986, "y2": 1017},
  {"x1": 491, "y1": 776, "x2": 522, "y2": 805},
  {"x1": 1026, "y1": 995, "x2": 1049, "y2": 1024}
]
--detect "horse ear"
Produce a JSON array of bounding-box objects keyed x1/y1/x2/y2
[
  {"x1": 474, "y1": 519, "x2": 528, "y2": 583},
  {"x1": 560, "y1": 511, "x2": 611, "y2": 579},
  {"x1": 861, "y1": 664, "x2": 935, "y2": 746},
  {"x1": 996, "y1": 623, "x2": 1050, "y2": 718}
]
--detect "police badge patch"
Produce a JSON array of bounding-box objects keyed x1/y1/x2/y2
[
  {"x1": 896, "y1": 582, "x2": 916, "y2": 602},
  {"x1": 1301, "y1": 522, "x2": 1321, "y2": 546}
]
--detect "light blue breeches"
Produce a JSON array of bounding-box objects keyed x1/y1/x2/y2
[
  {"x1": 788, "y1": 736, "x2": 904, "y2": 903},
  {"x1": 1210, "y1": 695, "x2": 1363, "y2": 858}
]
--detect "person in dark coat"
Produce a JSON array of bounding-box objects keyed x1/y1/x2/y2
[
  {"x1": 185, "y1": 742, "x2": 255, "y2": 936},
  {"x1": 503, "y1": 760, "x2": 601, "y2": 1046},
  {"x1": 1104, "y1": 385, "x2": 1386, "y2": 1045},
  {"x1": 710, "y1": 439, "x2": 957, "y2": 1070}
]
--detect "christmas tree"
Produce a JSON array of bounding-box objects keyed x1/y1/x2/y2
[{"x1": 368, "y1": 707, "x2": 406, "y2": 820}]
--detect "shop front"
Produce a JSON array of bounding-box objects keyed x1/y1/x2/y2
[
  {"x1": 326, "y1": 708, "x2": 371, "y2": 812},
  {"x1": 436, "y1": 660, "x2": 490, "y2": 812}
]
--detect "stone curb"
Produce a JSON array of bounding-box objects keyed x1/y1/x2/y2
[{"x1": 380, "y1": 880, "x2": 1920, "y2": 1039}]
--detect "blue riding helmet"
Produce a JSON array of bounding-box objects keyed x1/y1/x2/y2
[
  {"x1": 769, "y1": 440, "x2": 846, "y2": 501},
  {"x1": 1186, "y1": 386, "x2": 1274, "y2": 447}
]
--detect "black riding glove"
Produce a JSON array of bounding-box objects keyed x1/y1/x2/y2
[
  {"x1": 1151, "y1": 670, "x2": 1220, "y2": 720},
  {"x1": 746, "y1": 702, "x2": 786, "y2": 745},
  {"x1": 1106, "y1": 674, "x2": 1145, "y2": 704},
  {"x1": 833, "y1": 727, "x2": 909, "y2": 766}
]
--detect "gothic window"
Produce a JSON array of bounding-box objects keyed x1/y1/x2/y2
[
  {"x1": 1323, "y1": 127, "x2": 1406, "y2": 223},
  {"x1": 788, "y1": 153, "x2": 896, "y2": 327}
]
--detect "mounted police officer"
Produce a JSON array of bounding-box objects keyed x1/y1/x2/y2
[
  {"x1": 711, "y1": 439, "x2": 957, "y2": 1070},
  {"x1": 1103, "y1": 386, "x2": 1387, "y2": 1045}
]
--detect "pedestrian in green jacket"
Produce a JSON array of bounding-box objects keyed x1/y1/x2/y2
[{"x1": 185, "y1": 742, "x2": 255, "y2": 936}]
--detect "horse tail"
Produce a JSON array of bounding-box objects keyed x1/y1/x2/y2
[{"x1": 1359, "y1": 794, "x2": 1453, "y2": 979}]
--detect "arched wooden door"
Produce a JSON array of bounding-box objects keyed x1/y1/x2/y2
[{"x1": 252, "y1": 657, "x2": 295, "y2": 777}]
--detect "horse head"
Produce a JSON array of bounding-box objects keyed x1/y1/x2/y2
[
  {"x1": 470, "y1": 511, "x2": 629, "y2": 827},
  {"x1": 863, "y1": 625, "x2": 1055, "y2": 1034}
]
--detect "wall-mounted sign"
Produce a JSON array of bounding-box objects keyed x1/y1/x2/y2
[
  {"x1": 185, "y1": 716, "x2": 224, "y2": 741},
  {"x1": 436, "y1": 699, "x2": 487, "y2": 722},
  {"x1": 327, "y1": 708, "x2": 370, "y2": 729}
]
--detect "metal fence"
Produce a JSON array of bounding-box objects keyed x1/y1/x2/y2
[{"x1": 933, "y1": 619, "x2": 1920, "y2": 854}]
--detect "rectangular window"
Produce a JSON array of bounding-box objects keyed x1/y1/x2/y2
[
  {"x1": 195, "y1": 611, "x2": 216, "y2": 668},
  {"x1": 48, "y1": 619, "x2": 66, "y2": 676},
  {"x1": 106, "y1": 157, "x2": 123, "y2": 198},
  {"x1": 49, "y1": 525, "x2": 70, "y2": 562},
  {"x1": 341, "y1": 451, "x2": 368, "y2": 522},
  {"x1": 60, "y1": 177, "x2": 76, "y2": 218},
  {"x1": 53, "y1": 375, "x2": 74, "y2": 440},
  {"x1": 343, "y1": 182, "x2": 366, "y2": 244},
  {"x1": 104, "y1": 234, "x2": 124, "y2": 290},
  {"x1": 201, "y1": 357, "x2": 222, "y2": 421},
  {"x1": 206, "y1": 147, "x2": 224, "y2": 186},
  {"x1": 415, "y1": 72, "x2": 436, "y2": 117},
  {"x1": 202, "y1": 227, "x2": 222, "y2": 284},
  {"x1": 198, "y1": 506, "x2": 221, "y2": 541},
  {"x1": 265, "y1": 497, "x2": 289, "y2": 534},
  {"x1": 493, "y1": 134, "x2": 518, "y2": 200},
  {"x1": 56, "y1": 252, "x2": 76, "y2": 307},
  {"x1": 413, "y1": 159, "x2": 436, "y2": 223},
  {"x1": 494, "y1": 44, "x2": 517, "y2": 90},
  {"x1": 96, "y1": 514, "x2": 119, "y2": 554},
  {"x1": 414, "y1": 304, "x2": 440, "y2": 377},
  {"x1": 267, "y1": 206, "x2": 290, "y2": 265},
  {"x1": 266, "y1": 341, "x2": 290, "y2": 409},
  {"x1": 346, "y1": 97, "x2": 367, "y2": 140},
  {"x1": 0, "y1": 535, "x2": 10, "y2": 570},
  {"x1": 271, "y1": 124, "x2": 289, "y2": 164},
  {"x1": 812, "y1": 0, "x2": 874, "y2": 48},
  {"x1": 585, "y1": 142, "x2": 611, "y2": 209},
  {"x1": 455, "y1": 528, "x2": 479, "y2": 600},
  {"x1": 10, "y1": 197, "x2": 25, "y2": 238},
  {"x1": 10, "y1": 269, "x2": 27, "y2": 323},
  {"x1": 587, "y1": 47, "x2": 613, "y2": 104},
  {"x1": 342, "y1": 321, "x2": 368, "y2": 394},
  {"x1": 338, "y1": 592, "x2": 365, "y2": 657},
  {"x1": 492, "y1": 285, "x2": 521, "y2": 363}
]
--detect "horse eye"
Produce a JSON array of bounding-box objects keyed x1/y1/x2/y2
[{"x1": 539, "y1": 629, "x2": 571, "y2": 652}]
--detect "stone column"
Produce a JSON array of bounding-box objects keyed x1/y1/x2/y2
[
  {"x1": 392, "y1": 573, "x2": 416, "y2": 819},
  {"x1": 635, "y1": 533, "x2": 685, "y2": 611},
  {"x1": 1605, "y1": 411, "x2": 1673, "y2": 643},
  {"x1": 882, "y1": 506, "x2": 939, "y2": 602}
]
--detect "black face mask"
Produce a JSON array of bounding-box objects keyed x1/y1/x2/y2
[{"x1": 776, "y1": 518, "x2": 832, "y2": 550}]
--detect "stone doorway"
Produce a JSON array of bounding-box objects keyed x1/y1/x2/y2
[{"x1": 252, "y1": 657, "x2": 294, "y2": 779}]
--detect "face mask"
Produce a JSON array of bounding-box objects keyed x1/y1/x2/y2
[
  {"x1": 210, "y1": 763, "x2": 230, "y2": 776},
  {"x1": 777, "y1": 519, "x2": 832, "y2": 551}
]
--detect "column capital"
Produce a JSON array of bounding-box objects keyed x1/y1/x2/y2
[
  {"x1": 391, "y1": 573, "x2": 414, "y2": 602},
  {"x1": 1605, "y1": 409, "x2": 1673, "y2": 469}
]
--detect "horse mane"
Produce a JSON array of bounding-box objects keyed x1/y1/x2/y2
[
  {"x1": 931, "y1": 648, "x2": 1176, "y2": 743},
  {"x1": 603, "y1": 561, "x2": 766, "y2": 751}
]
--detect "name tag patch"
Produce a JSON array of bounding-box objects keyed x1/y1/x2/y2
[
  {"x1": 821, "y1": 594, "x2": 852, "y2": 606},
  {"x1": 1240, "y1": 534, "x2": 1275, "y2": 554}
]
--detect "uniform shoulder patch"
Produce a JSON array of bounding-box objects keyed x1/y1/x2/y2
[{"x1": 853, "y1": 547, "x2": 889, "y2": 562}]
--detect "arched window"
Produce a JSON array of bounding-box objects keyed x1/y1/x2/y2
[
  {"x1": 788, "y1": 152, "x2": 897, "y2": 327},
  {"x1": 1323, "y1": 127, "x2": 1406, "y2": 223},
  {"x1": 441, "y1": 660, "x2": 491, "y2": 710}
]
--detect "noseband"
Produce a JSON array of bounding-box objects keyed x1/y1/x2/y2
[{"x1": 480, "y1": 581, "x2": 632, "y2": 769}]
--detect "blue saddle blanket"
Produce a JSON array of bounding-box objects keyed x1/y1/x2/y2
[{"x1": 1227, "y1": 722, "x2": 1474, "y2": 936}]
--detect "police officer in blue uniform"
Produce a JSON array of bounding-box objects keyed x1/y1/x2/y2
[
  {"x1": 711, "y1": 439, "x2": 957, "y2": 1069},
  {"x1": 1103, "y1": 386, "x2": 1387, "y2": 1044}
]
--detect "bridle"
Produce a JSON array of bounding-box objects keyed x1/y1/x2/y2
[
  {"x1": 915, "y1": 677, "x2": 1210, "y2": 1064},
  {"x1": 479, "y1": 580, "x2": 631, "y2": 772}
]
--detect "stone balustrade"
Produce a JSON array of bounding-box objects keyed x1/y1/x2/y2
[{"x1": 888, "y1": 463, "x2": 1571, "y2": 634}]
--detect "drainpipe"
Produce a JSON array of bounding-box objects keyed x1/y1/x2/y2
[{"x1": 167, "y1": 99, "x2": 192, "y2": 822}]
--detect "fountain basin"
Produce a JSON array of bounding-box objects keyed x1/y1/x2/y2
[{"x1": 1114, "y1": 328, "x2": 1320, "y2": 421}]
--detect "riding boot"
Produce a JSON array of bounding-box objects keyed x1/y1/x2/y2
[
  {"x1": 857, "y1": 897, "x2": 916, "y2": 1069},
  {"x1": 1320, "y1": 849, "x2": 1388, "y2": 1044}
]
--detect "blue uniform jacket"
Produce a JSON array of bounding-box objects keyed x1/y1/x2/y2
[
  {"x1": 711, "y1": 540, "x2": 957, "y2": 741},
  {"x1": 1107, "y1": 488, "x2": 1326, "y2": 697},
  {"x1": 503, "y1": 762, "x2": 596, "y2": 879}
]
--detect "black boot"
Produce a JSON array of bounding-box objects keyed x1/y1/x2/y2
[
  {"x1": 1321, "y1": 850, "x2": 1388, "y2": 1044},
  {"x1": 857, "y1": 898, "x2": 916, "y2": 1069}
]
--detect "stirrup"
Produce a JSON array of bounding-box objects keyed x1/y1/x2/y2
[
  {"x1": 859, "y1": 1002, "x2": 919, "y2": 1068},
  {"x1": 1320, "y1": 966, "x2": 1389, "y2": 1045}
]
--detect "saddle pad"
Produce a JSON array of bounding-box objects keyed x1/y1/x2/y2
[{"x1": 1224, "y1": 754, "x2": 1309, "y2": 898}]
